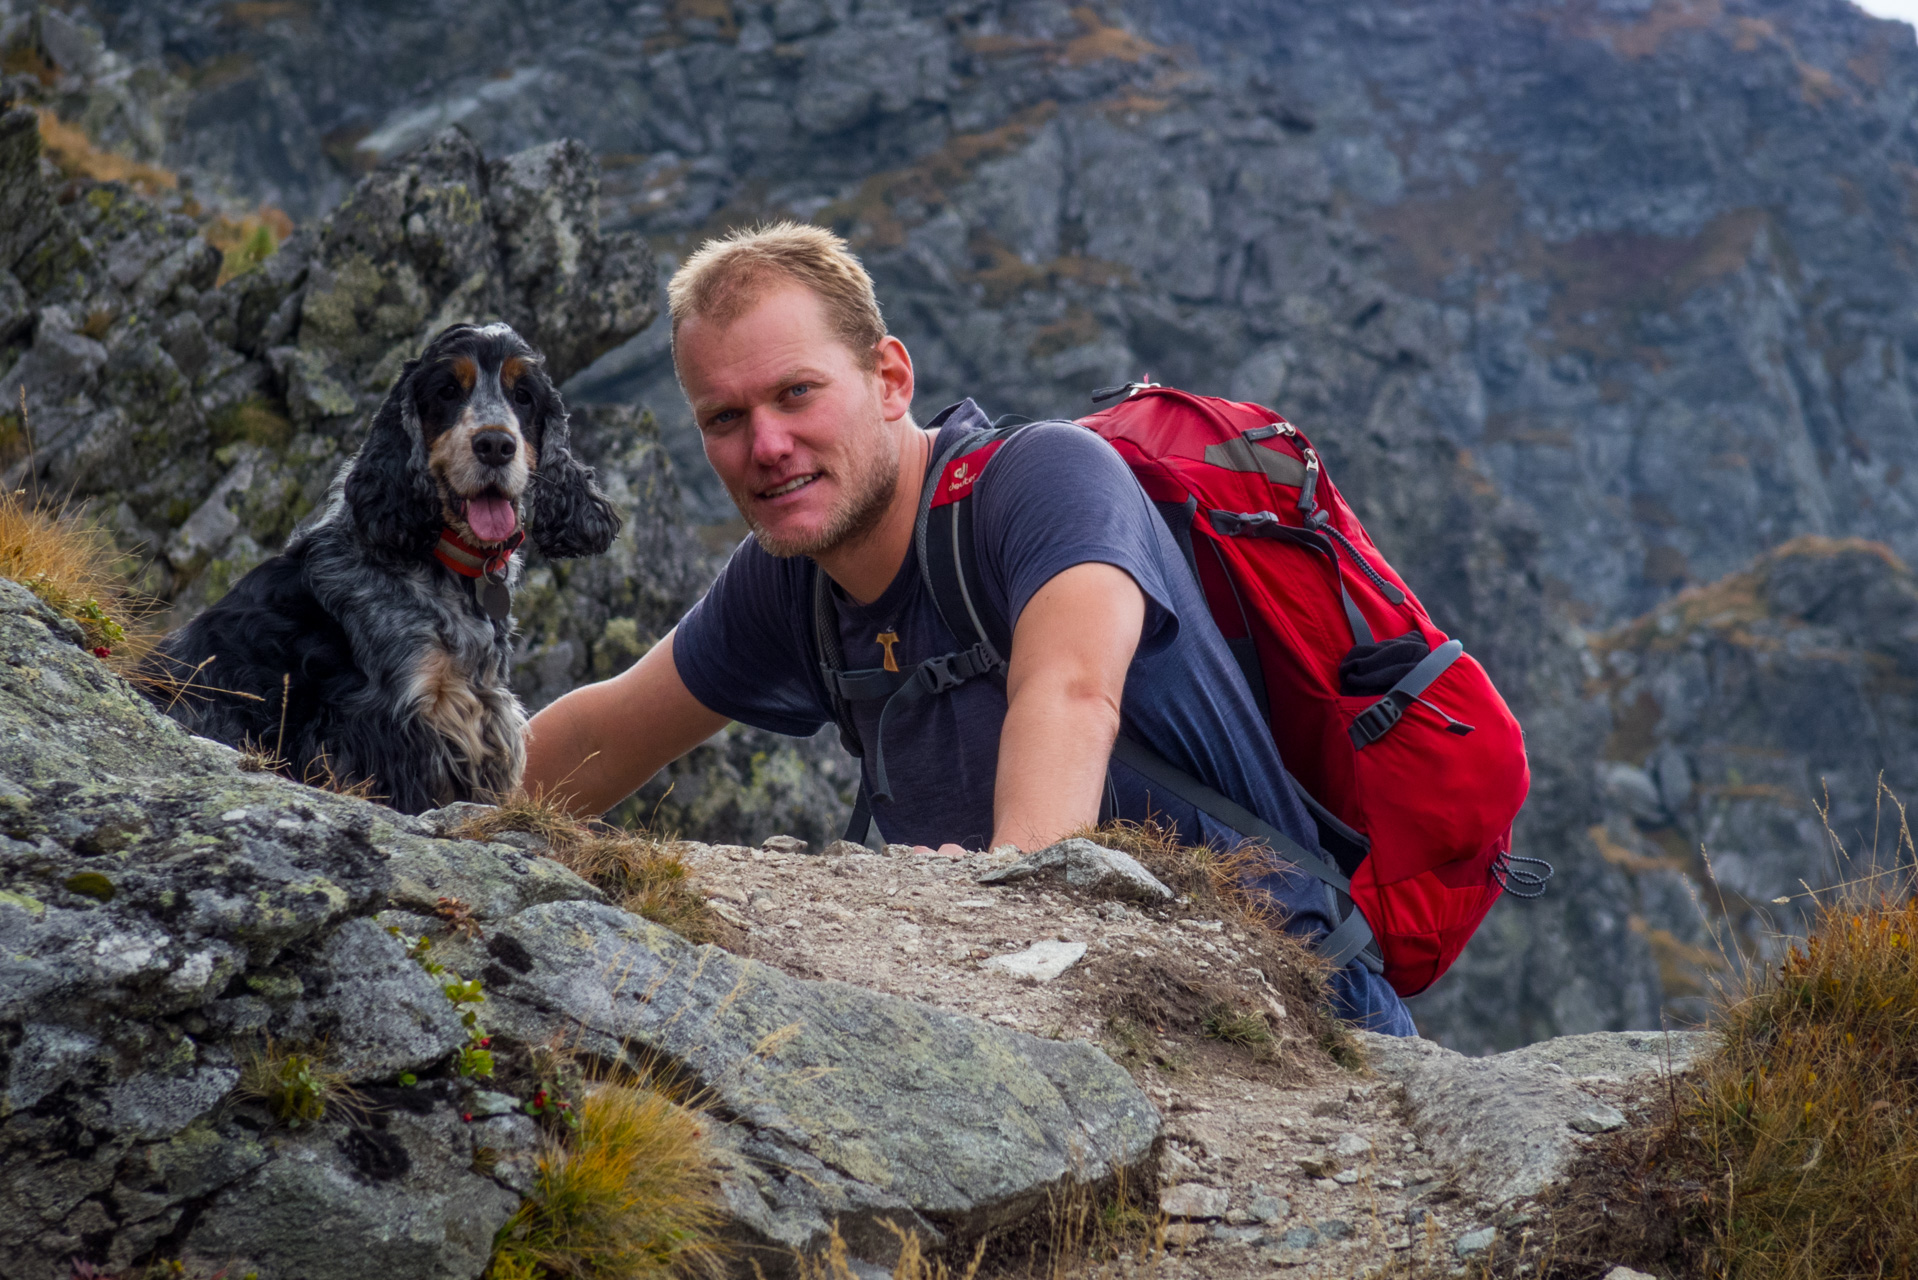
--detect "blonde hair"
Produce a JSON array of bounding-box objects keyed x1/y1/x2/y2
[{"x1": 667, "y1": 222, "x2": 887, "y2": 371}]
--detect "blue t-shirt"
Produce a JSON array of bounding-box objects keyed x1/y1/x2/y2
[{"x1": 674, "y1": 400, "x2": 1412, "y2": 1034}]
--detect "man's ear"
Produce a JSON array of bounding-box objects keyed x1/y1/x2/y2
[
  {"x1": 875, "y1": 335, "x2": 915, "y2": 425},
  {"x1": 345, "y1": 359, "x2": 441, "y2": 555}
]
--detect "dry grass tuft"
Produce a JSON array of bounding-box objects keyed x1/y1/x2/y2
[
  {"x1": 0, "y1": 486, "x2": 155, "y2": 666},
  {"x1": 792, "y1": 1166, "x2": 1162, "y2": 1280},
  {"x1": 1070, "y1": 818, "x2": 1356, "y2": 1073},
  {"x1": 34, "y1": 108, "x2": 178, "y2": 194},
  {"x1": 1682, "y1": 874, "x2": 1918, "y2": 1278},
  {"x1": 1072, "y1": 817, "x2": 1286, "y2": 930},
  {"x1": 1505, "y1": 802, "x2": 1918, "y2": 1280},
  {"x1": 454, "y1": 792, "x2": 722, "y2": 945},
  {"x1": 487, "y1": 1080, "x2": 725, "y2": 1280}
]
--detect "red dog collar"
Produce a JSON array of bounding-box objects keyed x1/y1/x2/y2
[{"x1": 434, "y1": 526, "x2": 525, "y2": 579}]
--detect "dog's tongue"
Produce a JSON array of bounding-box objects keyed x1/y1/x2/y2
[{"x1": 465, "y1": 496, "x2": 518, "y2": 543}]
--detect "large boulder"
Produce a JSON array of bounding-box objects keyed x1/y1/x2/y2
[{"x1": 0, "y1": 580, "x2": 1158, "y2": 1278}]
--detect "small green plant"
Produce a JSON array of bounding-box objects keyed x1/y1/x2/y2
[
  {"x1": 523, "y1": 1082, "x2": 579, "y2": 1131},
  {"x1": 238, "y1": 1039, "x2": 346, "y2": 1127},
  {"x1": 1199, "y1": 1000, "x2": 1273, "y2": 1050},
  {"x1": 388, "y1": 926, "x2": 494, "y2": 1079}
]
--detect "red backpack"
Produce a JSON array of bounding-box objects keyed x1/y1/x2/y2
[{"x1": 812, "y1": 385, "x2": 1545, "y2": 997}]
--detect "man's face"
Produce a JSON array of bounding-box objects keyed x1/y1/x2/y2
[{"x1": 678, "y1": 282, "x2": 911, "y2": 558}]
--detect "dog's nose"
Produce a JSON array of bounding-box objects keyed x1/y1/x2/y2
[{"x1": 471, "y1": 430, "x2": 517, "y2": 468}]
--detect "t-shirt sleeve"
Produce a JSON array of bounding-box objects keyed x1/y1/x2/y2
[
  {"x1": 671, "y1": 539, "x2": 830, "y2": 737},
  {"x1": 969, "y1": 422, "x2": 1181, "y2": 653}
]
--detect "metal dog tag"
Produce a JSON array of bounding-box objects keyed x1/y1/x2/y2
[{"x1": 477, "y1": 574, "x2": 512, "y2": 622}]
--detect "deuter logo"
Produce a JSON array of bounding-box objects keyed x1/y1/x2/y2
[{"x1": 948, "y1": 461, "x2": 975, "y2": 494}]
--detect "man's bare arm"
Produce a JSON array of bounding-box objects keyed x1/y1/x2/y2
[
  {"x1": 521, "y1": 629, "x2": 729, "y2": 817},
  {"x1": 990, "y1": 562, "x2": 1146, "y2": 851}
]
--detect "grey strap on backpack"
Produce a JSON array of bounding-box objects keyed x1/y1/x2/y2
[{"x1": 809, "y1": 410, "x2": 1018, "y2": 850}]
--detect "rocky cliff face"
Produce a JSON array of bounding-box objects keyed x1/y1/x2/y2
[{"x1": 10, "y1": 0, "x2": 1918, "y2": 1050}]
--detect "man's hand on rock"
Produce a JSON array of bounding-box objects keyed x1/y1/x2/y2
[{"x1": 911, "y1": 843, "x2": 972, "y2": 858}]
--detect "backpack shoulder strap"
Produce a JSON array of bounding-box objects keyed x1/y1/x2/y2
[{"x1": 916, "y1": 421, "x2": 1023, "y2": 661}]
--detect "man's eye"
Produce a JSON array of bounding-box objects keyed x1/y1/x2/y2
[
  {"x1": 706, "y1": 409, "x2": 741, "y2": 429},
  {"x1": 787, "y1": 383, "x2": 810, "y2": 399}
]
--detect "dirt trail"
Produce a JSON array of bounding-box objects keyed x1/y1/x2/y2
[{"x1": 680, "y1": 839, "x2": 1505, "y2": 1279}]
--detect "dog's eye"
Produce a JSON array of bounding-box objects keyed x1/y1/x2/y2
[
  {"x1": 437, "y1": 384, "x2": 461, "y2": 403},
  {"x1": 513, "y1": 385, "x2": 534, "y2": 407}
]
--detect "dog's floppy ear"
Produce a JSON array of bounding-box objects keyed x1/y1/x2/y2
[
  {"x1": 345, "y1": 359, "x2": 442, "y2": 556},
  {"x1": 529, "y1": 389, "x2": 623, "y2": 560}
]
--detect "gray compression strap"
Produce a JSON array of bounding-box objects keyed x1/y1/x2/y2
[{"x1": 1348, "y1": 638, "x2": 1465, "y2": 749}]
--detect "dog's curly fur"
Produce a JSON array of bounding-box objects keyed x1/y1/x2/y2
[{"x1": 147, "y1": 322, "x2": 621, "y2": 813}]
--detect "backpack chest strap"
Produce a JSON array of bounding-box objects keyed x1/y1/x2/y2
[{"x1": 821, "y1": 641, "x2": 1003, "y2": 803}]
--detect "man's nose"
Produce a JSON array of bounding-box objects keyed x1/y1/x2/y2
[
  {"x1": 472, "y1": 429, "x2": 517, "y2": 468},
  {"x1": 747, "y1": 408, "x2": 795, "y2": 466}
]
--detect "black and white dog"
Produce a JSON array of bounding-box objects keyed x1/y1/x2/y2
[{"x1": 149, "y1": 322, "x2": 621, "y2": 813}]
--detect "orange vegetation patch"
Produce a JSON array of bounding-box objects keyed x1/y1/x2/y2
[
  {"x1": 1595, "y1": 536, "x2": 1908, "y2": 665},
  {"x1": 1555, "y1": 0, "x2": 1856, "y2": 107},
  {"x1": 2, "y1": 42, "x2": 58, "y2": 85},
  {"x1": 669, "y1": 0, "x2": 737, "y2": 40},
  {"x1": 1063, "y1": 6, "x2": 1164, "y2": 66},
  {"x1": 962, "y1": 7, "x2": 1166, "y2": 68},
  {"x1": 34, "y1": 109, "x2": 177, "y2": 195},
  {"x1": 203, "y1": 207, "x2": 294, "y2": 286},
  {"x1": 218, "y1": 1, "x2": 309, "y2": 31}
]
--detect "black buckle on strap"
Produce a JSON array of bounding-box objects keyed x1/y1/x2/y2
[
  {"x1": 1210, "y1": 509, "x2": 1278, "y2": 538},
  {"x1": 1348, "y1": 693, "x2": 1405, "y2": 748},
  {"x1": 916, "y1": 643, "x2": 1000, "y2": 695}
]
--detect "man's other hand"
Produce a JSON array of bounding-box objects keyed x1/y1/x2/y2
[
  {"x1": 521, "y1": 629, "x2": 729, "y2": 817},
  {"x1": 991, "y1": 561, "x2": 1146, "y2": 852}
]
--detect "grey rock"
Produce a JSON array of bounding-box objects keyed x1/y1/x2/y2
[
  {"x1": 1247, "y1": 1194, "x2": 1290, "y2": 1223},
  {"x1": 1331, "y1": 1132, "x2": 1372, "y2": 1160},
  {"x1": 1279, "y1": 1225, "x2": 1321, "y2": 1250},
  {"x1": 1160, "y1": 1182, "x2": 1229, "y2": 1219},
  {"x1": 459, "y1": 898, "x2": 1159, "y2": 1265},
  {"x1": 0, "y1": 561, "x2": 1161, "y2": 1276},
  {"x1": 1316, "y1": 1218, "x2": 1353, "y2": 1241},
  {"x1": 1361, "y1": 1030, "x2": 1695, "y2": 1204},
  {"x1": 1211, "y1": 1224, "x2": 1265, "y2": 1244},
  {"x1": 761, "y1": 834, "x2": 811, "y2": 856},
  {"x1": 282, "y1": 918, "x2": 468, "y2": 1077},
  {"x1": 1569, "y1": 1103, "x2": 1629, "y2": 1135},
  {"x1": 1497, "y1": 1030, "x2": 1710, "y2": 1082},
  {"x1": 977, "y1": 838, "x2": 1173, "y2": 901},
  {"x1": 981, "y1": 940, "x2": 1088, "y2": 982},
  {"x1": 1604, "y1": 1268, "x2": 1661, "y2": 1280},
  {"x1": 1457, "y1": 1226, "x2": 1497, "y2": 1257},
  {"x1": 185, "y1": 1107, "x2": 520, "y2": 1280}
]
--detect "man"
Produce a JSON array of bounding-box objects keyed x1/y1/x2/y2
[{"x1": 523, "y1": 223, "x2": 1413, "y2": 1033}]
